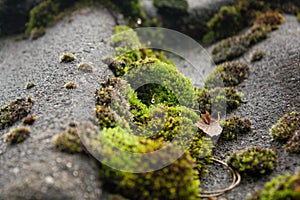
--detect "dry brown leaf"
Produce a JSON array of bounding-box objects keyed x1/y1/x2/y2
[{"x1": 194, "y1": 111, "x2": 222, "y2": 137}]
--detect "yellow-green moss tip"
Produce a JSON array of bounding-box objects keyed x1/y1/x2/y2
[
  {"x1": 227, "y1": 146, "x2": 278, "y2": 175},
  {"x1": 247, "y1": 169, "x2": 300, "y2": 200},
  {"x1": 297, "y1": 11, "x2": 300, "y2": 22},
  {"x1": 25, "y1": 82, "x2": 36, "y2": 90},
  {"x1": 4, "y1": 126, "x2": 31, "y2": 144},
  {"x1": 220, "y1": 115, "x2": 251, "y2": 140},
  {"x1": 60, "y1": 53, "x2": 76, "y2": 63},
  {"x1": 270, "y1": 111, "x2": 300, "y2": 153},
  {"x1": 0, "y1": 96, "x2": 34, "y2": 130},
  {"x1": 250, "y1": 50, "x2": 265, "y2": 62},
  {"x1": 21, "y1": 115, "x2": 36, "y2": 125},
  {"x1": 64, "y1": 82, "x2": 77, "y2": 89},
  {"x1": 78, "y1": 63, "x2": 93, "y2": 72}
]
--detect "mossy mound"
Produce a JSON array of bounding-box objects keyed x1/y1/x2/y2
[
  {"x1": 227, "y1": 146, "x2": 278, "y2": 175},
  {"x1": 211, "y1": 12, "x2": 284, "y2": 64},
  {"x1": 53, "y1": 123, "x2": 85, "y2": 153},
  {"x1": 248, "y1": 169, "x2": 300, "y2": 200},
  {"x1": 0, "y1": 96, "x2": 34, "y2": 130},
  {"x1": 196, "y1": 87, "x2": 242, "y2": 114},
  {"x1": 270, "y1": 111, "x2": 300, "y2": 153},
  {"x1": 205, "y1": 62, "x2": 249, "y2": 88},
  {"x1": 220, "y1": 115, "x2": 252, "y2": 140},
  {"x1": 4, "y1": 126, "x2": 31, "y2": 144},
  {"x1": 77, "y1": 122, "x2": 201, "y2": 200},
  {"x1": 250, "y1": 50, "x2": 265, "y2": 62},
  {"x1": 21, "y1": 116, "x2": 36, "y2": 125},
  {"x1": 204, "y1": 0, "x2": 295, "y2": 43}
]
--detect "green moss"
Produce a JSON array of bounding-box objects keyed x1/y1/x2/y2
[
  {"x1": 298, "y1": 11, "x2": 300, "y2": 22},
  {"x1": 227, "y1": 146, "x2": 278, "y2": 175},
  {"x1": 247, "y1": 169, "x2": 300, "y2": 200},
  {"x1": 95, "y1": 106, "x2": 118, "y2": 129},
  {"x1": 220, "y1": 115, "x2": 252, "y2": 140},
  {"x1": 153, "y1": 0, "x2": 188, "y2": 15},
  {"x1": 53, "y1": 123, "x2": 85, "y2": 153},
  {"x1": 79, "y1": 123, "x2": 201, "y2": 200},
  {"x1": 21, "y1": 116, "x2": 36, "y2": 125},
  {"x1": 64, "y1": 82, "x2": 77, "y2": 89},
  {"x1": 205, "y1": 62, "x2": 249, "y2": 88},
  {"x1": 25, "y1": 0, "x2": 79, "y2": 36},
  {"x1": 78, "y1": 63, "x2": 93, "y2": 72},
  {"x1": 24, "y1": 82, "x2": 36, "y2": 90},
  {"x1": 270, "y1": 111, "x2": 300, "y2": 141},
  {"x1": 60, "y1": 53, "x2": 76, "y2": 63},
  {"x1": 125, "y1": 59, "x2": 197, "y2": 108},
  {"x1": 250, "y1": 50, "x2": 265, "y2": 62},
  {"x1": 0, "y1": 97, "x2": 34, "y2": 130},
  {"x1": 4, "y1": 126, "x2": 31, "y2": 144},
  {"x1": 211, "y1": 12, "x2": 284, "y2": 64},
  {"x1": 204, "y1": 0, "x2": 295, "y2": 43},
  {"x1": 204, "y1": 6, "x2": 244, "y2": 42},
  {"x1": 270, "y1": 111, "x2": 300, "y2": 153},
  {"x1": 196, "y1": 87, "x2": 242, "y2": 114}
]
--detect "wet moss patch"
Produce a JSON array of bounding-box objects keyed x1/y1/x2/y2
[
  {"x1": 4, "y1": 126, "x2": 31, "y2": 144},
  {"x1": 0, "y1": 97, "x2": 34, "y2": 130},
  {"x1": 227, "y1": 146, "x2": 278, "y2": 176}
]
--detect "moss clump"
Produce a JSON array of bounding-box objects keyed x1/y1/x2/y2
[
  {"x1": 125, "y1": 59, "x2": 197, "y2": 108},
  {"x1": 25, "y1": 0, "x2": 79, "y2": 36},
  {"x1": 60, "y1": 53, "x2": 76, "y2": 63},
  {"x1": 153, "y1": 0, "x2": 188, "y2": 15},
  {"x1": 211, "y1": 12, "x2": 284, "y2": 64},
  {"x1": 78, "y1": 122, "x2": 201, "y2": 200},
  {"x1": 204, "y1": 5, "x2": 243, "y2": 42},
  {"x1": 220, "y1": 115, "x2": 252, "y2": 140},
  {"x1": 4, "y1": 126, "x2": 31, "y2": 144},
  {"x1": 21, "y1": 116, "x2": 36, "y2": 125},
  {"x1": 0, "y1": 97, "x2": 34, "y2": 130},
  {"x1": 250, "y1": 50, "x2": 265, "y2": 62},
  {"x1": 270, "y1": 111, "x2": 300, "y2": 141},
  {"x1": 94, "y1": 106, "x2": 118, "y2": 129},
  {"x1": 29, "y1": 27, "x2": 45, "y2": 40},
  {"x1": 270, "y1": 111, "x2": 300, "y2": 153},
  {"x1": 64, "y1": 82, "x2": 77, "y2": 89},
  {"x1": 24, "y1": 82, "x2": 36, "y2": 90},
  {"x1": 298, "y1": 11, "x2": 300, "y2": 22},
  {"x1": 78, "y1": 62, "x2": 93, "y2": 72},
  {"x1": 247, "y1": 169, "x2": 300, "y2": 200},
  {"x1": 196, "y1": 87, "x2": 242, "y2": 114},
  {"x1": 205, "y1": 62, "x2": 249, "y2": 88},
  {"x1": 53, "y1": 123, "x2": 85, "y2": 153},
  {"x1": 227, "y1": 146, "x2": 278, "y2": 175}
]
